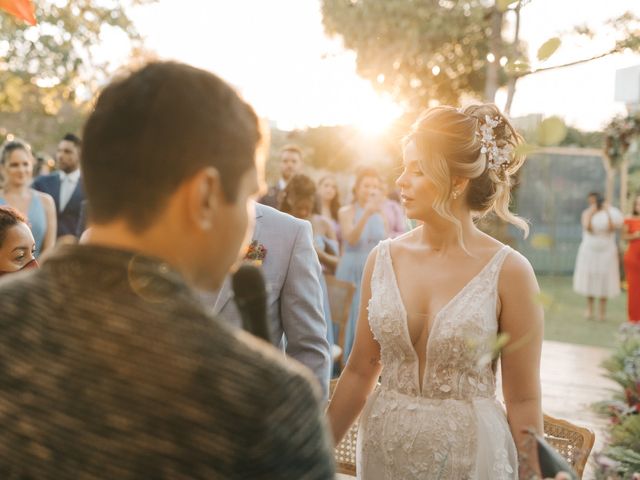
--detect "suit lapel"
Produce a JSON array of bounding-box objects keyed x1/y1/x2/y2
[
  {"x1": 62, "y1": 180, "x2": 82, "y2": 213},
  {"x1": 50, "y1": 175, "x2": 61, "y2": 211},
  {"x1": 212, "y1": 276, "x2": 233, "y2": 315},
  {"x1": 213, "y1": 208, "x2": 264, "y2": 315}
]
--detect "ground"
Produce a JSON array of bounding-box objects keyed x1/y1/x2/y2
[{"x1": 540, "y1": 275, "x2": 627, "y2": 348}]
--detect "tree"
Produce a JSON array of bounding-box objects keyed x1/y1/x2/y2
[
  {"x1": 0, "y1": 0, "x2": 155, "y2": 113},
  {"x1": 322, "y1": 1, "x2": 640, "y2": 114},
  {"x1": 503, "y1": 9, "x2": 640, "y2": 113},
  {"x1": 321, "y1": 0, "x2": 525, "y2": 111}
]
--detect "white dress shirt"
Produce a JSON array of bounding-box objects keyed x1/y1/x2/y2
[{"x1": 59, "y1": 169, "x2": 80, "y2": 212}]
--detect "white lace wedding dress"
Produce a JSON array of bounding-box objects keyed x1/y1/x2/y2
[{"x1": 357, "y1": 240, "x2": 519, "y2": 479}]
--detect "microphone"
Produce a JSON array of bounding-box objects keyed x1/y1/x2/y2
[{"x1": 232, "y1": 264, "x2": 271, "y2": 343}]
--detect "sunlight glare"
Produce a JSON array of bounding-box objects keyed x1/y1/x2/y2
[{"x1": 352, "y1": 94, "x2": 404, "y2": 136}]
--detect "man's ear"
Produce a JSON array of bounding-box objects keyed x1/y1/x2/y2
[{"x1": 186, "y1": 167, "x2": 223, "y2": 231}]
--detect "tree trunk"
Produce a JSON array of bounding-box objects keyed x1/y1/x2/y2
[
  {"x1": 620, "y1": 156, "x2": 629, "y2": 211},
  {"x1": 484, "y1": 7, "x2": 503, "y2": 102},
  {"x1": 503, "y1": 2, "x2": 521, "y2": 115},
  {"x1": 604, "y1": 163, "x2": 615, "y2": 206}
]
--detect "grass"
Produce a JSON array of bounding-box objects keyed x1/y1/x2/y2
[{"x1": 538, "y1": 275, "x2": 627, "y2": 349}]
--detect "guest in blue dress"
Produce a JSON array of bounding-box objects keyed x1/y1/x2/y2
[
  {"x1": 336, "y1": 167, "x2": 387, "y2": 360},
  {"x1": 281, "y1": 175, "x2": 341, "y2": 361},
  {"x1": 0, "y1": 140, "x2": 56, "y2": 257},
  {"x1": 317, "y1": 175, "x2": 342, "y2": 252}
]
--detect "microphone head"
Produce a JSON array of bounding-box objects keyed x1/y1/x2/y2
[{"x1": 232, "y1": 264, "x2": 267, "y2": 306}]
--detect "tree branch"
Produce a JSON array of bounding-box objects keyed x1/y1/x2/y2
[{"x1": 517, "y1": 48, "x2": 620, "y2": 78}]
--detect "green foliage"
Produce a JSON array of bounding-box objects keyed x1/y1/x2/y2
[
  {"x1": 560, "y1": 127, "x2": 604, "y2": 149},
  {"x1": 537, "y1": 116, "x2": 568, "y2": 146},
  {"x1": 602, "y1": 333, "x2": 640, "y2": 392},
  {"x1": 611, "y1": 415, "x2": 640, "y2": 454},
  {"x1": 536, "y1": 37, "x2": 561, "y2": 61},
  {"x1": 596, "y1": 325, "x2": 640, "y2": 479},
  {"x1": 321, "y1": 0, "x2": 522, "y2": 109},
  {"x1": 608, "y1": 12, "x2": 640, "y2": 53},
  {"x1": 603, "y1": 446, "x2": 640, "y2": 479},
  {"x1": 0, "y1": 0, "x2": 156, "y2": 111},
  {"x1": 496, "y1": 0, "x2": 518, "y2": 12},
  {"x1": 605, "y1": 113, "x2": 640, "y2": 169}
]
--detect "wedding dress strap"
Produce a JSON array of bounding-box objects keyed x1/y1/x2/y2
[
  {"x1": 371, "y1": 239, "x2": 392, "y2": 294},
  {"x1": 485, "y1": 245, "x2": 512, "y2": 288}
]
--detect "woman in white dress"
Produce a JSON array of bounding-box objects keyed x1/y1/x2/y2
[
  {"x1": 328, "y1": 104, "x2": 544, "y2": 479},
  {"x1": 573, "y1": 192, "x2": 623, "y2": 321}
]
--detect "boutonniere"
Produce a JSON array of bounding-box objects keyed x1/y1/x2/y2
[{"x1": 245, "y1": 240, "x2": 267, "y2": 266}]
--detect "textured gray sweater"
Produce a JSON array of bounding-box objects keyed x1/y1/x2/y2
[{"x1": 0, "y1": 245, "x2": 335, "y2": 479}]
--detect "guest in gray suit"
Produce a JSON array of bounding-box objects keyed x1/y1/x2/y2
[{"x1": 212, "y1": 202, "x2": 331, "y2": 399}]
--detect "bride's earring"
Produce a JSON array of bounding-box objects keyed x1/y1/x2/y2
[{"x1": 452, "y1": 190, "x2": 459, "y2": 200}]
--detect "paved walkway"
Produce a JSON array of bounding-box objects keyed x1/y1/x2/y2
[
  {"x1": 537, "y1": 340, "x2": 616, "y2": 479},
  {"x1": 337, "y1": 340, "x2": 617, "y2": 480}
]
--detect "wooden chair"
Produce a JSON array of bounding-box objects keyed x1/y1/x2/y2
[
  {"x1": 325, "y1": 275, "x2": 356, "y2": 371},
  {"x1": 543, "y1": 413, "x2": 595, "y2": 479},
  {"x1": 329, "y1": 380, "x2": 595, "y2": 478}
]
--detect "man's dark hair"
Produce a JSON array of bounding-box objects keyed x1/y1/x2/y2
[
  {"x1": 62, "y1": 133, "x2": 82, "y2": 148},
  {"x1": 82, "y1": 61, "x2": 261, "y2": 232},
  {"x1": 280, "y1": 144, "x2": 303, "y2": 160}
]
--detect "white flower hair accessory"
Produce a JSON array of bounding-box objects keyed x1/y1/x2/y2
[{"x1": 478, "y1": 115, "x2": 514, "y2": 172}]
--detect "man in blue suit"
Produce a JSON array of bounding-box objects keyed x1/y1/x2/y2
[{"x1": 33, "y1": 133, "x2": 85, "y2": 242}]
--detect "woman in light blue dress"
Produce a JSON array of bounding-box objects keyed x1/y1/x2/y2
[
  {"x1": 317, "y1": 175, "x2": 342, "y2": 249},
  {"x1": 0, "y1": 140, "x2": 56, "y2": 257},
  {"x1": 336, "y1": 167, "x2": 387, "y2": 360}
]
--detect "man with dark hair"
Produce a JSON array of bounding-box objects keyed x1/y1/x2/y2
[
  {"x1": 0, "y1": 62, "x2": 334, "y2": 479},
  {"x1": 33, "y1": 132, "x2": 85, "y2": 242},
  {"x1": 259, "y1": 144, "x2": 304, "y2": 208}
]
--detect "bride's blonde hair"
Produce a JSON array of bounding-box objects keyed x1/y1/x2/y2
[{"x1": 404, "y1": 103, "x2": 529, "y2": 246}]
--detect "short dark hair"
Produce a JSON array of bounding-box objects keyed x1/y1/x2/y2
[
  {"x1": 82, "y1": 61, "x2": 261, "y2": 232},
  {"x1": 280, "y1": 144, "x2": 303, "y2": 160},
  {"x1": 0, "y1": 206, "x2": 28, "y2": 248},
  {"x1": 1, "y1": 139, "x2": 31, "y2": 165},
  {"x1": 62, "y1": 133, "x2": 82, "y2": 147}
]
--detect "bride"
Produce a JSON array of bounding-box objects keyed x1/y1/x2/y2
[{"x1": 328, "y1": 104, "x2": 544, "y2": 479}]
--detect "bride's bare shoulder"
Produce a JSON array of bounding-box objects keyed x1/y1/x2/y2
[{"x1": 499, "y1": 249, "x2": 538, "y2": 292}]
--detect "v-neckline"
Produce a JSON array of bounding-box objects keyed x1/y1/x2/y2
[{"x1": 384, "y1": 242, "x2": 507, "y2": 395}]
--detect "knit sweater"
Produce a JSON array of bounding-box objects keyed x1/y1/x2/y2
[{"x1": 0, "y1": 245, "x2": 335, "y2": 479}]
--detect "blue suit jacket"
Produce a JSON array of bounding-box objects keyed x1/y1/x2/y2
[
  {"x1": 208, "y1": 204, "x2": 331, "y2": 400},
  {"x1": 32, "y1": 172, "x2": 84, "y2": 238}
]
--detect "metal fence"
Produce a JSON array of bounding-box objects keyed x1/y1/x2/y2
[{"x1": 512, "y1": 147, "x2": 619, "y2": 275}]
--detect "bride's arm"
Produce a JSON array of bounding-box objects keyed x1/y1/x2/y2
[
  {"x1": 327, "y1": 248, "x2": 382, "y2": 444},
  {"x1": 498, "y1": 251, "x2": 544, "y2": 479}
]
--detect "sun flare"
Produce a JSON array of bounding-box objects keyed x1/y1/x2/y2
[{"x1": 351, "y1": 94, "x2": 404, "y2": 136}]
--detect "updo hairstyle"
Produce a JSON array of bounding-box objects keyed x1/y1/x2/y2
[{"x1": 404, "y1": 103, "x2": 528, "y2": 243}]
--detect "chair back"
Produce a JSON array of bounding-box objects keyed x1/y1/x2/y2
[
  {"x1": 325, "y1": 275, "x2": 356, "y2": 370},
  {"x1": 329, "y1": 380, "x2": 595, "y2": 478},
  {"x1": 543, "y1": 413, "x2": 595, "y2": 478}
]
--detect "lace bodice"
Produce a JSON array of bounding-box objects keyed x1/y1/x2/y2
[
  {"x1": 367, "y1": 240, "x2": 512, "y2": 400},
  {"x1": 358, "y1": 240, "x2": 518, "y2": 479}
]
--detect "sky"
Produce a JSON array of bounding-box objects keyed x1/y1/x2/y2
[{"x1": 112, "y1": 0, "x2": 640, "y2": 132}]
